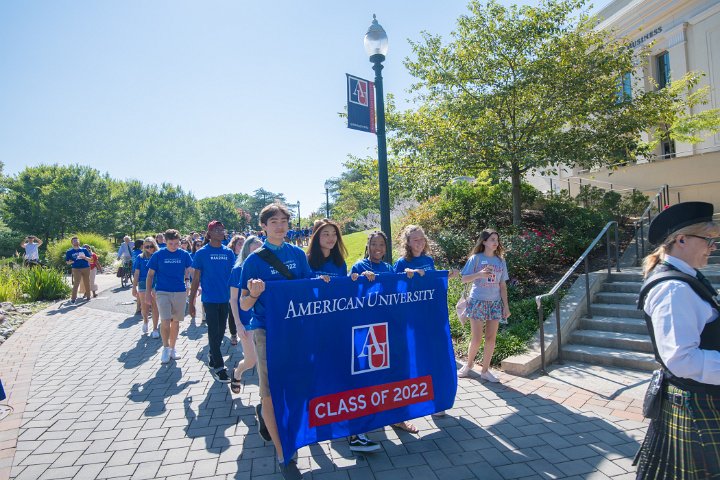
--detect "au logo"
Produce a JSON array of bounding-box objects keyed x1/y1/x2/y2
[
  {"x1": 348, "y1": 76, "x2": 369, "y2": 107},
  {"x1": 352, "y1": 323, "x2": 389, "y2": 374}
]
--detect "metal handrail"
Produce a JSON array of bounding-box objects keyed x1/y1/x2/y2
[
  {"x1": 535, "y1": 221, "x2": 620, "y2": 374},
  {"x1": 633, "y1": 185, "x2": 668, "y2": 264}
]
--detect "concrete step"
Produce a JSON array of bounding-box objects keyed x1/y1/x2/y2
[
  {"x1": 601, "y1": 281, "x2": 641, "y2": 293},
  {"x1": 608, "y1": 272, "x2": 643, "y2": 283},
  {"x1": 570, "y1": 330, "x2": 653, "y2": 353},
  {"x1": 594, "y1": 292, "x2": 638, "y2": 305},
  {"x1": 590, "y1": 303, "x2": 644, "y2": 319},
  {"x1": 562, "y1": 344, "x2": 658, "y2": 371},
  {"x1": 709, "y1": 256, "x2": 720, "y2": 265},
  {"x1": 581, "y1": 316, "x2": 648, "y2": 334}
]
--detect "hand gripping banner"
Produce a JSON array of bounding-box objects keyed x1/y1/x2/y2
[{"x1": 263, "y1": 271, "x2": 457, "y2": 461}]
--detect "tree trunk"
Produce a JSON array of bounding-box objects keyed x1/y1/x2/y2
[{"x1": 511, "y1": 162, "x2": 522, "y2": 227}]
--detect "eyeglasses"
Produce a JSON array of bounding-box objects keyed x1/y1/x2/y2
[
  {"x1": 686, "y1": 235, "x2": 719, "y2": 248},
  {"x1": 144, "y1": 245, "x2": 155, "y2": 250}
]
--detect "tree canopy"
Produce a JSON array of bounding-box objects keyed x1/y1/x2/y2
[{"x1": 389, "y1": 0, "x2": 720, "y2": 225}]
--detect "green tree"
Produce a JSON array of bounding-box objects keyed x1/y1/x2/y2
[
  {"x1": 1, "y1": 164, "x2": 115, "y2": 240},
  {"x1": 196, "y1": 196, "x2": 243, "y2": 231},
  {"x1": 397, "y1": 0, "x2": 720, "y2": 226}
]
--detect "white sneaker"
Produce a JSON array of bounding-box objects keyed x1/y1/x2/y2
[
  {"x1": 170, "y1": 348, "x2": 181, "y2": 360},
  {"x1": 480, "y1": 370, "x2": 500, "y2": 383},
  {"x1": 457, "y1": 365, "x2": 472, "y2": 378},
  {"x1": 151, "y1": 329, "x2": 160, "y2": 339},
  {"x1": 161, "y1": 347, "x2": 171, "y2": 364},
  {"x1": 142, "y1": 323, "x2": 149, "y2": 334}
]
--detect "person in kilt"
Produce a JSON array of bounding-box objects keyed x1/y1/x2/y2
[{"x1": 634, "y1": 202, "x2": 720, "y2": 479}]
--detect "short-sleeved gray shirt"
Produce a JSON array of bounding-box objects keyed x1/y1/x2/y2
[{"x1": 461, "y1": 253, "x2": 508, "y2": 301}]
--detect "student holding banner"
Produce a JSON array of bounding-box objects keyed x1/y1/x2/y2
[
  {"x1": 307, "y1": 220, "x2": 383, "y2": 452},
  {"x1": 228, "y1": 235, "x2": 263, "y2": 394},
  {"x1": 459, "y1": 229, "x2": 511, "y2": 382},
  {"x1": 239, "y1": 204, "x2": 312, "y2": 480},
  {"x1": 352, "y1": 230, "x2": 421, "y2": 434}
]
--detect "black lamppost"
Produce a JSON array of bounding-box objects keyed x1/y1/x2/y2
[
  {"x1": 364, "y1": 14, "x2": 392, "y2": 262},
  {"x1": 296, "y1": 201, "x2": 301, "y2": 228},
  {"x1": 324, "y1": 180, "x2": 331, "y2": 219}
]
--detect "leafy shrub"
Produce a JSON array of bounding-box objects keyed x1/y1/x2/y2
[
  {"x1": 0, "y1": 231, "x2": 26, "y2": 259},
  {"x1": 619, "y1": 189, "x2": 650, "y2": 221},
  {"x1": 504, "y1": 227, "x2": 569, "y2": 281},
  {"x1": 46, "y1": 233, "x2": 114, "y2": 269},
  {"x1": 541, "y1": 192, "x2": 608, "y2": 257},
  {"x1": 0, "y1": 265, "x2": 70, "y2": 303},
  {"x1": 433, "y1": 180, "x2": 541, "y2": 240},
  {"x1": 434, "y1": 230, "x2": 472, "y2": 267}
]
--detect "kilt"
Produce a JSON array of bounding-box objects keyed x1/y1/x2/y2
[{"x1": 634, "y1": 384, "x2": 720, "y2": 479}]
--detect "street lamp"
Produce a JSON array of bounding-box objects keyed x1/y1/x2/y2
[
  {"x1": 324, "y1": 180, "x2": 331, "y2": 219},
  {"x1": 296, "y1": 201, "x2": 301, "y2": 228},
  {"x1": 364, "y1": 14, "x2": 392, "y2": 262}
]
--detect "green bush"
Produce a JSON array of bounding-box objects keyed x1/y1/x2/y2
[
  {"x1": 504, "y1": 227, "x2": 569, "y2": 281},
  {"x1": 0, "y1": 231, "x2": 26, "y2": 259},
  {"x1": 46, "y1": 233, "x2": 114, "y2": 269},
  {"x1": 541, "y1": 192, "x2": 608, "y2": 257},
  {"x1": 0, "y1": 265, "x2": 70, "y2": 303}
]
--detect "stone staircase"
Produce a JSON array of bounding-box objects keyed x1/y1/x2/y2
[{"x1": 563, "y1": 248, "x2": 720, "y2": 372}]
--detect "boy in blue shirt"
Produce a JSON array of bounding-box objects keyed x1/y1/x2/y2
[
  {"x1": 146, "y1": 229, "x2": 193, "y2": 364},
  {"x1": 189, "y1": 221, "x2": 236, "y2": 383},
  {"x1": 239, "y1": 204, "x2": 311, "y2": 480},
  {"x1": 65, "y1": 236, "x2": 92, "y2": 304}
]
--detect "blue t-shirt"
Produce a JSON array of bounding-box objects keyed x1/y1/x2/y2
[
  {"x1": 461, "y1": 253, "x2": 509, "y2": 301},
  {"x1": 191, "y1": 244, "x2": 236, "y2": 303},
  {"x1": 133, "y1": 255, "x2": 155, "y2": 286},
  {"x1": 351, "y1": 258, "x2": 393, "y2": 275},
  {"x1": 229, "y1": 264, "x2": 253, "y2": 327},
  {"x1": 131, "y1": 248, "x2": 142, "y2": 261},
  {"x1": 65, "y1": 248, "x2": 91, "y2": 269},
  {"x1": 157, "y1": 242, "x2": 167, "y2": 249},
  {"x1": 394, "y1": 255, "x2": 436, "y2": 273},
  {"x1": 310, "y1": 258, "x2": 348, "y2": 278},
  {"x1": 239, "y1": 242, "x2": 312, "y2": 330},
  {"x1": 147, "y1": 248, "x2": 193, "y2": 292}
]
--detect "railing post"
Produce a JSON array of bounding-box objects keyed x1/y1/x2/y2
[
  {"x1": 640, "y1": 221, "x2": 646, "y2": 258},
  {"x1": 555, "y1": 294, "x2": 563, "y2": 365},
  {"x1": 634, "y1": 222, "x2": 640, "y2": 267},
  {"x1": 606, "y1": 228, "x2": 611, "y2": 276},
  {"x1": 538, "y1": 297, "x2": 547, "y2": 375},
  {"x1": 615, "y1": 222, "x2": 621, "y2": 272},
  {"x1": 585, "y1": 257, "x2": 592, "y2": 318}
]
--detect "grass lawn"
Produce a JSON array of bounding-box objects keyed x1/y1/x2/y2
[{"x1": 343, "y1": 230, "x2": 373, "y2": 266}]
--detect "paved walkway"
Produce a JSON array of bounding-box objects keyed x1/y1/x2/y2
[{"x1": 0, "y1": 274, "x2": 649, "y2": 480}]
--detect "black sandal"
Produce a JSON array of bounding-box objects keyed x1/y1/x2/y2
[{"x1": 230, "y1": 372, "x2": 242, "y2": 394}]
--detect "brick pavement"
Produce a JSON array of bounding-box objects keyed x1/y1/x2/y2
[{"x1": 0, "y1": 279, "x2": 649, "y2": 480}]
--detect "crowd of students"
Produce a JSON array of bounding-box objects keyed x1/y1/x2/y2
[{"x1": 64, "y1": 205, "x2": 510, "y2": 480}]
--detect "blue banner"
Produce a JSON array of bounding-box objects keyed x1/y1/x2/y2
[
  {"x1": 264, "y1": 271, "x2": 456, "y2": 461},
  {"x1": 346, "y1": 74, "x2": 375, "y2": 133}
]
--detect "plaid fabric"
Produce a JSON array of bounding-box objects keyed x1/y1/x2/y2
[
  {"x1": 465, "y1": 299, "x2": 504, "y2": 322},
  {"x1": 635, "y1": 384, "x2": 720, "y2": 479}
]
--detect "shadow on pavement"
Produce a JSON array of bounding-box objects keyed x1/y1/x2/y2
[
  {"x1": 127, "y1": 364, "x2": 199, "y2": 417},
  {"x1": 118, "y1": 334, "x2": 163, "y2": 369},
  {"x1": 117, "y1": 314, "x2": 141, "y2": 329}
]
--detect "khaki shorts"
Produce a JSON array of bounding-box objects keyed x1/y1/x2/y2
[
  {"x1": 254, "y1": 328, "x2": 270, "y2": 398},
  {"x1": 156, "y1": 291, "x2": 186, "y2": 321}
]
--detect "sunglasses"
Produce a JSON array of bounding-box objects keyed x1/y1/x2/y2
[
  {"x1": 686, "y1": 235, "x2": 719, "y2": 248},
  {"x1": 144, "y1": 245, "x2": 155, "y2": 250}
]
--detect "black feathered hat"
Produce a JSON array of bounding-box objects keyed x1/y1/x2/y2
[{"x1": 648, "y1": 201, "x2": 714, "y2": 245}]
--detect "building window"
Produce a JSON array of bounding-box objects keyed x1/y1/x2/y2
[
  {"x1": 657, "y1": 51, "x2": 670, "y2": 88},
  {"x1": 661, "y1": 137, "x2": 676, "y2": 159},
  {"x1": 617, "y1": 72, "x2": 632, "y2": 102}
]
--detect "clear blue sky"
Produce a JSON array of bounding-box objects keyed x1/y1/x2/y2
[{"x1": 0, "y1": 0, "x2": 607, "y2": 217}]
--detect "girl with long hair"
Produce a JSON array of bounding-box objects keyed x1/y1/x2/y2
[{"x1": 458, "y1": 229, "x2": 510, "y2": 382}]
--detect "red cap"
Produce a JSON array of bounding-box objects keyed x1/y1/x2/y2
[{"x1": 207, "y1": 220, "x2": 225, "y2": 231}]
